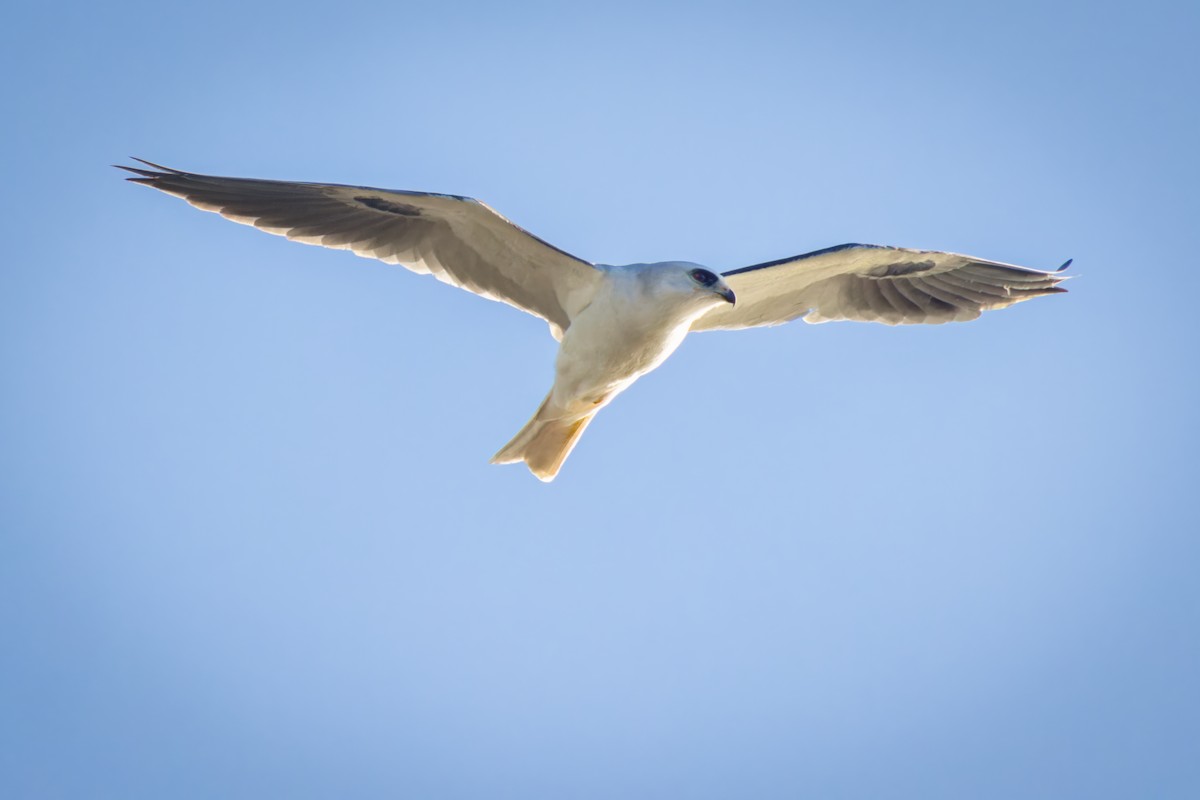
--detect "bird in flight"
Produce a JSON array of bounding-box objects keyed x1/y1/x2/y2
[{"x1": 119, "y1": 159, "x2": 1070, "y2": 482}]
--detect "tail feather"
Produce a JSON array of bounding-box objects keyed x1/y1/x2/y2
[{"x1": 491, "y1": 394, "x2": 595, "y2": 482}]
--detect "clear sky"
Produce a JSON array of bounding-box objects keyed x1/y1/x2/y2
[{"x1": 3, "y1": 1, "x2": 1198, "y2": 797}]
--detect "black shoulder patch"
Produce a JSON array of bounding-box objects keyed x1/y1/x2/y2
[
  {"x1": 724, "y1": 243, "x2": 887, "y2": 276},
  {"x1": 355, "y1": 196, "x2": 422, "y2": 216},
  {"x1": 877, "y1": 259, "x2": 936, "y2": 277}
]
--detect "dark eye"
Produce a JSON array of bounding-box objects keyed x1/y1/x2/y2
[{"x1": 689, "y1": 269, "x2": 718, "y2": 286}]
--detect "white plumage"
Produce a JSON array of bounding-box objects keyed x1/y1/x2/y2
[{"x1": 120, "y1": 160, "x2": 1070, "y2": 481}]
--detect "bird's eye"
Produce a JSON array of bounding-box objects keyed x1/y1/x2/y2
[{"x1": 690, "y1": 269, "x2": 718, "y2": 286}]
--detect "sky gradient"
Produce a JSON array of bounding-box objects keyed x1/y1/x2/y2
[{"x1": 3, "y1": 1, "x2": 1198, "y2": 797}]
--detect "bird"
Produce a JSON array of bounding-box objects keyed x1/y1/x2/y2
[{"x1": 118, "y1": 159, "x2": 1070, "y2": 482}]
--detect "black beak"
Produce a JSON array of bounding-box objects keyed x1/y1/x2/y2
[{"x1": 717, "y1": 285, "x2": 736, "y2": 305}]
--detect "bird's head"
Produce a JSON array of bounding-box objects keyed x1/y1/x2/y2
[{"x1": 657, "y1": 262, "x2": 736, "y2": 307}]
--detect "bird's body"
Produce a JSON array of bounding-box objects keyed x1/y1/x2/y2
[
  {"x1": 120, "y1": 160, "x2": 1070, "y2": 481},
  {"x1": 556, "y1": 263, "x2": 727, "y2": 405},
  {"x1": 493, "y1": 262, "x2": 734, "y2": 479}
]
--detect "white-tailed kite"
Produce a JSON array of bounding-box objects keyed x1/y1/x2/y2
[{"x1": 119, "y1": 160, "x2": 1070, "y2": 481}]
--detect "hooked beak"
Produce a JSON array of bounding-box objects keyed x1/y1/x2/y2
[{"x1": 716, "y1": 285, "x2": 736, "y2": 305}]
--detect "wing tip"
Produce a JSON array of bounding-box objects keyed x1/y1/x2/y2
[
  {"x1": 129, "y1": 157, "x2": 183, "y2": 173},
  {"x1": 114, "y1": 158, "x2": 186, "y2": 183}
]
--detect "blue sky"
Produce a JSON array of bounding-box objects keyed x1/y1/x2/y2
[{"x1": 3, "y1": 1, "x2": 1198, "y2": 797}]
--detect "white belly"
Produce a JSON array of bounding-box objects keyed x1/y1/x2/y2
[{"x1": 550, "y1": 282, "x2": 692, "y2": 410}]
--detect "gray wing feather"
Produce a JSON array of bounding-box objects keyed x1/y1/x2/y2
[
  {"x1": 119, "y1": 160, "x2": 602, "y2": 336},
  {"x1": 693, "y1": 243, "x2": 1070, "y2": 330}
]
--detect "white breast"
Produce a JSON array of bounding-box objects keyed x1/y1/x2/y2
[{"x1": 550, "y1": 265, "x2": 702, "y2": 407}]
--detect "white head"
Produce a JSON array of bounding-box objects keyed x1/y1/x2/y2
[{"x1": 641, "y1": 261, "x2": 736, "y2": 309}]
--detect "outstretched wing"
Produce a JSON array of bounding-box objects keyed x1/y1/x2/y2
[
  {"x1": 693, "y1": 243, "x2": 1070, "y2": 330},
  {"x1": 119, "y1": 159, "x2": 603, "y2": 337}
]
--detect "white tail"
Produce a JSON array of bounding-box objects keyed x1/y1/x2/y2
[{"x1": 491, "y1": 393, "x2": 595, "y2": 482}]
